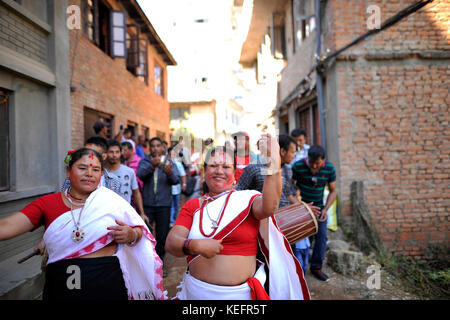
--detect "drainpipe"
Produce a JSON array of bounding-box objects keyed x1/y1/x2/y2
[{"x1": 315, "y1": 0, "x2": 327, "y2": 150}]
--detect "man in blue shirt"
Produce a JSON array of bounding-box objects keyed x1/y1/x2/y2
[{"x1": 137, "y1": 137, "x2": 180, "y2": 262}]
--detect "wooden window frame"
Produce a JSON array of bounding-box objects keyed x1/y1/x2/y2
[
  {"x1": 126, "y1": 24, "x2": 149, "y2": 84},
  {"x1": 82, "y1": 0, "x2": 100, "y2": 46},
  {"x1": 110, "y1": 10, "x2": 127, "y2": 58},
  {"x1": 82, "y1": 0, "x2": 114, "y2": 56}
]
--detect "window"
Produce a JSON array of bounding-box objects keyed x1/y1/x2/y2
[
  {"x1": 141, "y1": 126, "x2": 150, "y2": 140},
  {"x1": 82, "y1": 0, "x2": 126, "y2": 58},
  {"x1": 170, "y1": 107, "x2": 190, "y2": 121},
  {"x1": 297, "y1": 101, "x2": 320, "y2": 145},
  {"x1": 110, "y1": 11, "x2": 127, "y2": 58},
  {"x1": 292, "y1": 0, "x2": 315, "y2": 50},
  {"x1": 84, "y1": 107, "x2": 114, "y2": 141},
  {"x1": 82, "y1": 0, "x2": 96, "y2": 43},
  {"x1": 156, "y1": 130, "x2": 166, "y2": 141},
  {"x1": 270, "y1": 12, "x2": 286, "y2": 60},
  {"x1": 154, "y1": 61, "x2": 164, "y2": 97},
  {"x1": 126, "y1": 24, "x2": 148, "y2": 84},
  {"x1": 272, "y1": 25, "x2": 286, "y2": 59},
  {"x1": 0, "y1": 89, "x2": 10, "y2": 191},
  {"x1": 127, "y1": 121, "x2": 138, "y2": 138}
]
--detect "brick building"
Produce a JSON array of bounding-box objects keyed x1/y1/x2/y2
[
  {"x1": 69, "y1": 0, "x2": 176, "y2": 147},
  {"x1": 240, "y1": 0, "x2": 449, "y2": 257},
  {"x1": 0, "y1": 0, "x2": 176, "y2": 299}
]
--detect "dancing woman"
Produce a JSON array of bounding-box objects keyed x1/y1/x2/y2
[
  {"x1": 0, "y1": 148, "x2": 165, "y2": 300},
  {"x1": 166, "y1": 134, "x2": 310, "y2": 300}
]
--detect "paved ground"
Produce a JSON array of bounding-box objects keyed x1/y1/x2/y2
[{"x1": 162, "y1": 253, "x2": 419, "y2": 300}]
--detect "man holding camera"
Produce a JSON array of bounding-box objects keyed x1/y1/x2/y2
[{"x1": 137, "y1": 137, "x2": 180, "y2": 264}]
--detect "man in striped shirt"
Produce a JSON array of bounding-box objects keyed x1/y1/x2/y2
[{"x1": 292, "y1": 145, "x2": 337, "y2": 282}]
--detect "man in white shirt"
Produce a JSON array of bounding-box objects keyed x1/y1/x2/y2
[
  {"x1": 105, "y1": 140, "x2": 148, "y2": 224},
  {"x1": 290, "y1": 128, "x2": 310, "y2": 166}
]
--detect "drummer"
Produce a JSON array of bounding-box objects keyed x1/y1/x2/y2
[{"x1": 292, "y1": 145, "x2": 337, "y2": 282}]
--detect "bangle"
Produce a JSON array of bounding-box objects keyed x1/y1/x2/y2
[
  {"x1": 182, "y1": 239, "x2": 191, "y2": 255},
  {"x1": 261, "y1": 167, "x2": 280, "y2": 175},
  {"x1": 128, "y1": 228, "x2": 139, "y2": 247}
]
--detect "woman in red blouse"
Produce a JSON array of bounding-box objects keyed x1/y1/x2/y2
[
  {"x1": 166, "y1": 134, "x2": 311, "y2": 300},
  {"x1": 0, "y1": 148, "x2": 165, "y2": 300}
]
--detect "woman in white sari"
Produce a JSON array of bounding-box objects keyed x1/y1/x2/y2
[
  {"x1": 166, "y1": 134, "x2": 311, "y2": 300},
  {"x1": 0, "y1": 148, "x2": 165, "y2": 300}
]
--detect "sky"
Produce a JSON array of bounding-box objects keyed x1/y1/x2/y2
[{"x1": 137, "y1": 0, "x2": 254, "y2": 102}]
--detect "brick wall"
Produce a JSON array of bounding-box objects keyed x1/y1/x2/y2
[
  {"x1": 69, "y1": 0, "x2": 171, "y2": 148},
  {"x1": 0, "y1": 2, "x2": 48, "y2": 65},
  {"x1": 326, "y1": 0, "x2": 449, "y2": 55},
  {"x1": 328, "y1": 0, "x2": 449, "y2": 257},
  {"x1": 337, "y1": 62, "x2": 449, "y2": 256}
]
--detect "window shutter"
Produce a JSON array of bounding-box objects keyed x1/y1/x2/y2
[
  {"x1": 110, "y1": 10, "x2": 127, "y2": 58},
  {"x1": 93, "y1": 0, "x2": 100, "y2": 46},
  {"x1": 126, "y1": 24, "x2": 140, "y2": 68},
  {"x1": 136, "y1": 38, "x2": 148, "y2": 82}
]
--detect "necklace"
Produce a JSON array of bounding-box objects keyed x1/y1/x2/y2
[
  {"x1": 68, "y1": 187, "x2": 84, "y2": 201},
  {"x1": 64, "y1": 189, "x2": 86, "y2": 243},
  {"x1": 199, "y1": 190, "x2": 234, "y2": 237}
]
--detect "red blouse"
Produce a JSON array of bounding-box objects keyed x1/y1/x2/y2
[
  {"x1": 21, "y1": 193, "x2": 71, "y2": 230},
  {"x1": 175, "y1": 198, "x2": 259, "y2": 256}
]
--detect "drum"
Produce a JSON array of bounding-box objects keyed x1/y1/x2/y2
[{"x1": 274, "y1": 202, "x2": 318, "y2": 245}]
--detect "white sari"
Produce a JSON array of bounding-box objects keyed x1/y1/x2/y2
[
  {"x1": 176, "y1": 190, "x2": 310, "y2": 300},
  {"x1": 43, "y1": 186, "x2": 166, "y2": 300}
]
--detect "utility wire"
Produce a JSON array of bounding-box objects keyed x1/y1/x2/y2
[{"x1": 318, "y1": 0, "x2": 435, "y2": 68}]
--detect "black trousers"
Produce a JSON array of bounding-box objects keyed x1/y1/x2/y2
[
  {"x1": 43, "y1": 256, "x2": 128, "y2": 301},
  {"x1": 144, "y1": 205, "x2": 171, "y2": 260}
]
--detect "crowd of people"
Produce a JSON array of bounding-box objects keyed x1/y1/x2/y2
[{"x1": 0, "y1": 120, "x2": 337, "y2": 300}]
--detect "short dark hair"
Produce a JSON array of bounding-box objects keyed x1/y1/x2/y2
[
  {"x1": 308, "y1": 145, "x2": 326, "y2": 161},
  {"x1": 93, "y1": 121, "x2": 106, "y2": 134},
  {"x1": 291, "y1": 128, "x2": 307, "y2": 138},
  {"x1": 68, "y1": 148, "x2": 103, "y2": 170},
  {"x1": 121, "y1": 141, "x2": 133, "y2": 150},
  {"x1": 85, "y1": 136, "x2": 108, "y2": 153},
  {"x1": 107, "y1": 139, "x2": 122, "y2": 151},
  {"x1": 124, "y1": 128, "x2": 132, "y2": 135},
  {"x1": 150, "y1": 137, "x2": 162, "y2": 145},
  {"x1": 278, "y1": 134, "x2": 298, "y2": 152}
]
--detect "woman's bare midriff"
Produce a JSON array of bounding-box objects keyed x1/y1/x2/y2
[
  {"x1": 189, "y1": 254, "x2": 256, "y2": 286},
  {"x1": 80, "y1": 242, "x2": 117, "y2": 258}
]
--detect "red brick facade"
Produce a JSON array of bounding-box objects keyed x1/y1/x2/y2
[
  {"x1": 326, "y1": 0, "x2": 450, "y2": 257},
  {"x1": 69, "y1": 0, "x2": 174, "y2": 148}
]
